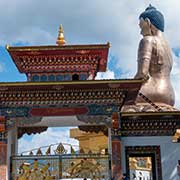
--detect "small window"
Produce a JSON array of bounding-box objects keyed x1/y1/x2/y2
[
  {"x1": 72, "y1": 74, "x2": 79, "y2": 81},
  {"x1": 48, "y1": 75, "x2": 55, "y2": 81},
  {"x1": 32, "y1": 75, "x2": 39, "y2": 82},
  {"x1": 80, "y1": 74, "x2": 87, "y2": 80},
  {"x1": 40, "y1": 75, "x2": 47, "y2": 82},
  {"x1": 64, "y1": 74, "x2": 72, "y2": 81},
  {"x1": 56, "y1": 75, "x2": 63, "y2": 81}
]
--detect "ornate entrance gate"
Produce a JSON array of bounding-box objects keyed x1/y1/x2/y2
[
  {"x1": 0, "y1": 27, "x2": 143, "y2": 180},
  {"x1": 11, "y1": 154, "x2": 110, "y2": 180}
]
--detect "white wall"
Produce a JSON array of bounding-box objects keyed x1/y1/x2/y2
[{"x1": 121, "y1": 136, "x2": 180, "y2": 180}]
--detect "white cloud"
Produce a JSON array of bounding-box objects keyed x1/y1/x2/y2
[
  {"x1": 0, "y1": 0, "x2": 179, "y2": 71},
  {"x1": 15, "y1": 27, "x2": 55, "y2": 45},
  {"x1": 95, "y1": 69, "x2": 115, "y2": 80},
  {"x1": 171, "y1": 54, "x2": 180, "y2": 108},
  {"x1": 18, "y1": 127, "x2": 79, "y2": 155}
]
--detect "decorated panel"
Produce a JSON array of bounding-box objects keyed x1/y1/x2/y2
[{"x1": 11, "y1": 154, "x2": 110, "y2": 180}]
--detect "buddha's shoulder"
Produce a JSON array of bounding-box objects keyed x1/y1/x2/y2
[{"x1": 140, "y1": 36, "x2": 154, "y2": 43}]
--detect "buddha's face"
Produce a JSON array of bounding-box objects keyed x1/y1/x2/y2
[{"x1": 139, "y1": 18, "x2": 151, "y2": 36}]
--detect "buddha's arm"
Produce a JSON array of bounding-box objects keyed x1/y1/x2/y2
[{"x1": 134, "y1": 37, "x2": 153, "y2": 79}]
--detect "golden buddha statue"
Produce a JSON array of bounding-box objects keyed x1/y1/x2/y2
[{"x1": 123, "y1": 5, "x2": 176, "y2": 112}]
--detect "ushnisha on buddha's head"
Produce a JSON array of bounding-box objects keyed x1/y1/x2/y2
[{"x1": 139, "y1": 5, "x2": 164, "y2": 36}]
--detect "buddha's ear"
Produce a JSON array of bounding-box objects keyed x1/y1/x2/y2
[{"x1": 144, "y1": 18, "x2": 151, "y2": 26}]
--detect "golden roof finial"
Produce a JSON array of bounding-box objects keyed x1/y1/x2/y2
[
  {"x1": 5, "y1": 44, "x2": 10, "y2": 50},
  {"x1": 56, "y1": 24, "x2": 66, "y2": 46}
]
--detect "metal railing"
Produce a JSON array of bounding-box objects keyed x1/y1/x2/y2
[{"x1": 11, "y1": 154, "x2": 110, "y2": 180}]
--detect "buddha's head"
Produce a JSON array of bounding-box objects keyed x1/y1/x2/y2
[{"x1": 139, "y1": 5, "x2": 164, "y2": 36}]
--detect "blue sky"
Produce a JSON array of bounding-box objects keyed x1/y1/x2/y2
[
  {"x1": 1, "y1": 0, "x2": 180, "y2": 152},
  {"x1": 1, "y1": 0, "x2": 180, "y2": 82}
]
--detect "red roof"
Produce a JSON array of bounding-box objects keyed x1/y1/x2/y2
[{"x1": 7, "y1": 43, "x2": 110, "y2": 76}]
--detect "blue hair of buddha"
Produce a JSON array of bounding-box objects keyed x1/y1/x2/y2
[{"x1": 139, "y1": 5, "x2": 164, "y2": 32}]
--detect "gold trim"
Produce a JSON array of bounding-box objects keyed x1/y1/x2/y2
[
  {"x1": 7, "y1": 43, "x2": 110, "y2": 52},
  {"x1": 107, "y1": 42, "x2": 111, "y2": 48},
  {"x1": 56, "y1": 24, "x2": 66, "y2": 46},
  {"x1": 121, "y1": 111, "x2": 180, "y2": 117},
  {"x1": 0, "y1": 79, "x2": 143, "y2": 87},
  {"x1": 5, "y1": 44, "x2": 10, "y2": 50}
]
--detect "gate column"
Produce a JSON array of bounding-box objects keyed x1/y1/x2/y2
[
  {"x1": 0, "y1": 116, "x2": 7, "y2": 180},
  {"x1": 111, "y1": 112, "x2": 122, "y2": 180}
]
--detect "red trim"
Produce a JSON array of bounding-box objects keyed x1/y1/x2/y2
[
  {"x1": 0, "y1": 125, "x2": 5, "y2": 132},
  {"x1": 112, "y1": 138, "x2": 122, "y2": 180},
  {"x1": 0, "y1": 117, "x2": 5, "y2": 132},
  {"x1": 30, "y1": 107, "x2": 88, "y2": 116},
  {"x1": 8, "y1": 46, "x2": 109, "y2": 74},
  {"x1": 112, "y1": 113, "x2": 119, "y2": 130},
  {"x1": 0, "y1": 116, "x2": 5, "y2": 122}
]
